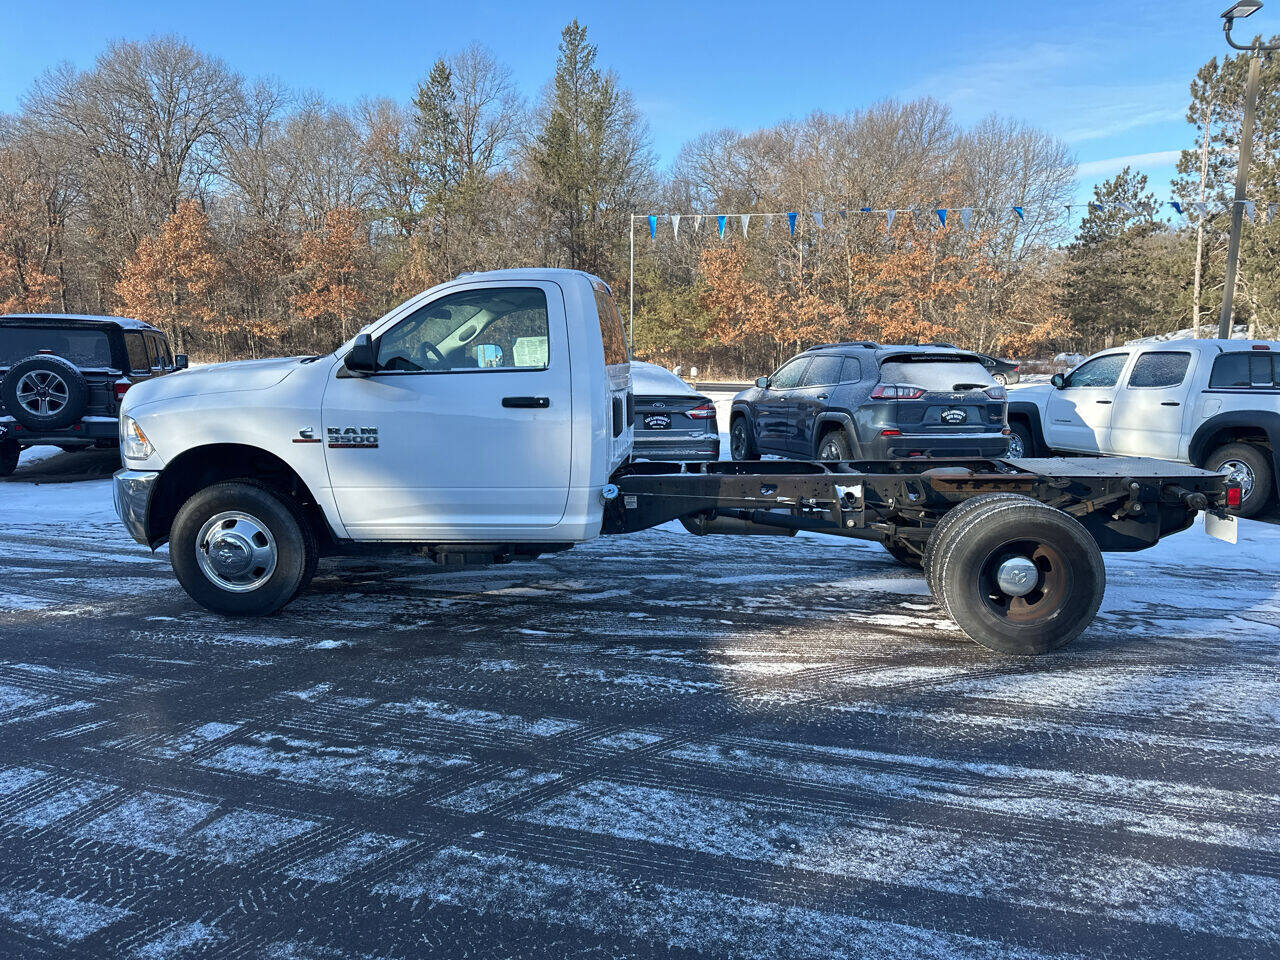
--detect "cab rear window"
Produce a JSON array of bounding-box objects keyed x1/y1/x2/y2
[
  {"x1": 1209, "y1": 352, "x2": 1277, "y2": 388},
  {"x1": 0, "y1": 327, "x2": 113, "y2": 367},
  {"x1": 592, "y1": 284, "x2": 629, "y2": 366}
]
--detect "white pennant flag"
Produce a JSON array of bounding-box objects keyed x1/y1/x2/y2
[
  {"x1": 1194, "y1": 202, "x2": 1209, "y2": 216},
  {"x1": 1245, "y1": 200, "x2": 1256, "y2": 221},
  {"x1": 960, "y1": 207, "x2": 972, "y2": 231},
  {"x1": 692, "y1": 215, "x2": 702, "y2": 233},
  {"x1": 1270, "y1": 203, "x2": 1278, "y2": 223},
  {"x1": 764, "y1": 214, "x2": 772, "y2": 236},
  {"x1": 741, "y1": 214, "x2": 750, "y2": 237},
  {"x1": 671, "y1": 214, "x2": 681, "y2": 240},
  {"x1": 886, "y1": 209, "x2": 896, "y2": 231}
]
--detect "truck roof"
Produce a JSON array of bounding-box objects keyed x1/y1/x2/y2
[{"x1": 445, "y1": 267, "x2": 611, "y2": 292}]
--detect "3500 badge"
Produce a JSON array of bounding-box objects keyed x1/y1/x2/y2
[{"x1": 327, "y1": 426, "x2": 379, "y2": 449}]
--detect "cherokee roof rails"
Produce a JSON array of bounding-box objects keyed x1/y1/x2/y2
[{"x1": 804, "y1": 340, "x2": 878, "y2": 351}]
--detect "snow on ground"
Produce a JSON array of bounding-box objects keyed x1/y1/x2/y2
[{"x1": 0, "y1": 469, "x2": 1278, "y2": 958}]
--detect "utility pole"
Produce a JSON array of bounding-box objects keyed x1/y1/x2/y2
[
  {"x1": 1219, "y1": 2, "x2": 1278, "y2": 338},
  {"x1": 628, "y1": 214, "x2": 635, "y2": 354}
]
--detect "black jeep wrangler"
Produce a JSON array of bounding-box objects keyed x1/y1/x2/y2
[{"x1": 0, "y1": 314, "x2": 186, "y2": 476}]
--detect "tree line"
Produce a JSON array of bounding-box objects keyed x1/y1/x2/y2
[{"x1": 0, "y1": 23, "x2": 1275, "y2": 375}]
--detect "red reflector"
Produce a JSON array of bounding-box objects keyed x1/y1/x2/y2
[
  {"x1": 37, "y1": 349, "x2": 53, "y2": 354},
  {"x1": 687, "y1": 403, "x2": 716, "y2": 419},
  {"x1": 880, "y1": 429, "x2": 902, "y2": 437},
  {"x1": 1227, "y1": 486, "x2": 1243, "y2": 507},
  {"x1": 114, "y1": 381, "x2": 131, "y2": 400}
]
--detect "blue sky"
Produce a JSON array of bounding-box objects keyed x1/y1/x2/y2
[{"x1": 0, "y1": 0, "x2": 1253, "y2": 208}]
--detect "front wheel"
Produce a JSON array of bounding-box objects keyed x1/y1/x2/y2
[
  {"x1": 1006, "y1": 421, "x2": 1035, "y2": 459},
  {"x1": 0, "y1": 439, "x2": 19, "y2": 477},
  {"x1": 730, "y1": 416, "x2": 759, "y2": 461},
  {"x1": 170, "y1": 481, "x2": 317, "y2": 616},
  {"x1": 1205, "y1": 442, "x2": 1272, "y2": 518},
  {"x1": 930, "y1": 496, "x2": 1105, "y2": 655}
]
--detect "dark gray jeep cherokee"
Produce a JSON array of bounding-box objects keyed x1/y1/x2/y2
[
  {"x1": 730, "y1": 342, "x2": 1010, "y2": 461},
  {"x1": 0, "y1": 314, "x2": 186, "y2": 476}
]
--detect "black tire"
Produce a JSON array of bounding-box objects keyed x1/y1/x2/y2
[
  {"x1": 729, "y1": 415, "x2": 759, "y2": 461},
  {"x1": 923, "y1": 493, "x2": 1037, "y2": 596},
  {"x1": 1204, "y1": 442, "x2": 1273, "y2": 519},
  {"x1": 817, "y1": 428, "x2": 852, "y2": 461},
  {"x1": 169, "y1": 481, "x2": 317, "y2": 616},
  {"x1": 0, "y1": 439, "x2": 19, "y2": 477},
  {"x1": 933, "y1": 496, "x2": 1105, "y2": 655},
  {"x1": 1006, "y1": 420, "x2": 1035, "y2": 459},
  {"x1": 881, "y1": 538, "x2": 923, "y2": 569},
  {"x1": 0, "y1": 355, "x2": 89, "y2": 430}
]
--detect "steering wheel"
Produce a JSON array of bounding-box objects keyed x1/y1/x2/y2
[{"x1": 413, "y1": 341, "x2": 447, "y2": 369}]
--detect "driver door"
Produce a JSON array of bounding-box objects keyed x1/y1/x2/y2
[
  {"x1": 321, "y1": 280, "x2": 573, "y2": 539},
  {"x1": 1043, "y1": 352, "x2": 1129, "y2": 453}
]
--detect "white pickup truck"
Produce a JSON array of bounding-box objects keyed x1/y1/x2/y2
[
  {"x1": 1007, "y1": 339, "x2": 1280, "y2": 517},
  {"x1": 114, "y1": 269, "x2": 1237, "y2": 656}
]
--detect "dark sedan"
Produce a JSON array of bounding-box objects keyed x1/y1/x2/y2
[{"x1": 630, "y1": 361, "x2": 720, "y2": 461}]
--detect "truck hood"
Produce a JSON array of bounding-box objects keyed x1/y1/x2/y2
[
  {"x1": 124, "y1": 356, "x2": 306, "y2": 412},
  {"x1": 1007, "y1": 381, "x2": 1054, "y2": 404}
]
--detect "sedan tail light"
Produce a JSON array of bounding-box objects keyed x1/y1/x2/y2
[
  {"x1": 687, "y1": 403, "x2": 716, "y2": 419},
  {"x1": 870, "y1": 384, "x2": 926, "y2": 400}
]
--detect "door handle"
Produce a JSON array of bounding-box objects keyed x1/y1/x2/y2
[
  {"x1": 816, "y1": 394, "x2": 829, "y2": 400},
  {"x1": 1095, "y1": 399, "x2": 1112, "y2": 404},
  {"x1": 502, "y1": 396, "x2": 550, "y2": 409},
  {"x1": 1161, "y1": 401, "x2": 1181, "y2": 407}
]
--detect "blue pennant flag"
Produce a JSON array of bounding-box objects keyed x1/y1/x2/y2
[
  {"x1": 838, "y1": 209, "x2": 847, "y2": 220},
  {"x1": 936, "y1": 209, "x2": 946, "y2": 227},
  {"x1": 1170, "y1": 201, "x2": 1182, "y2": 215},
  {"x1": 647, "y1": 215, "x2": 656, "y2": 238},
  {"x1": 860, "y1": 207, "x2": 872, "y2": 213},
  {"x1": 1012, "y1": 206, "x2": 1024, "y2": 221},
  {"x1": 716, "y1": 215, "x2": 726, "y2": 238},
  {"x1": 787, "y1": 212, "x2": 797, "y2": 235}
]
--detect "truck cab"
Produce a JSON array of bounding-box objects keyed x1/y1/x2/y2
[
  {"x1": 115, "y1": 269, "x2": 632, "y2": 613},
  {"x1": 1007, "y1": 339, "x2": 1280, "y2": 516}
]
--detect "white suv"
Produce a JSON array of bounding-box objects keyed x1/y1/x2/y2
[{"x1": 1007, "y1": 339, "x2": 1279, "y2": 517}]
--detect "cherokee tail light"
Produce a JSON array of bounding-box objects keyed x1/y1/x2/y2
[
  {"x1": 114, "y1": 379, "x2": 131, "y2": 401},
  {"x1": 871, "y1": 384, "x2": 926, "y2": 400},
  {"x1": 687, "y1": 403, "x2": 716, "y2": 419},
  {"x1": 984, "y1": 385, "x2": 1007, "y2": 400}
]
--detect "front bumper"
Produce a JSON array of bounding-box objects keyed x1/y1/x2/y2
[
  {"x1": 113, "y1": 468, "x2": 160, "y2": 547},
  {"x1": 871, "y1": 432, "x2": 1010, "y2": 460},
  {"x1": 633, "y1": 434, "x2": 721, "y2": 461}
]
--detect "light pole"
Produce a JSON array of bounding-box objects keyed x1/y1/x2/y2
[{"x1": 1218, "y1": 2, "x2": 1278, "y2": 338}]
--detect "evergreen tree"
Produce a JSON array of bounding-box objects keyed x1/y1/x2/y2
[{"x1": 1065, "y1": 168, "x2": 1187, "y2": 348}]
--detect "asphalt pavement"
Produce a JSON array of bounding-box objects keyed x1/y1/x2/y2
[{"x1": 0, "y1": 454, "x2": 1278, "y2": 958}]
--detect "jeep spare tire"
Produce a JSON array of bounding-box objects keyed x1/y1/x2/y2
[{"x1": 1, "y1": 355, "x2": 89, "y2": 431}]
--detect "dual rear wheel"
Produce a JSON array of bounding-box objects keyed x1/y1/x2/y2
[{"x1": 922, "y1": 494, "x2": 1105, "y2": 655}]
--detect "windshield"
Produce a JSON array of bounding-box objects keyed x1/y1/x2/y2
[
  {"x1": 0, "y1": 327, "x2": 113, "y2": 367},
  {"x1": 879, "y1": 358, "x2": 995, "y2": 392}
]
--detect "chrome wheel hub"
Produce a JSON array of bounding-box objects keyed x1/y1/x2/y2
[
  {"x1": 16, "y1": 370, "x2": 69, "y2": 416},
  {"x1": 1218, "y1": 459, "x2": 1255, "y2": 500},
  {"x1": 1007, "y1": 433, "x2": 1024, "y2": 458},
  {"x1": 196, "y1": 511, "x2": 277, "y2": 592},
  {"x1": 995, "y1": 556, "x2": 1039, "y2": 597}
]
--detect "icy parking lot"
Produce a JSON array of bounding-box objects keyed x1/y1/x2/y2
[{"x1": 1, "y1": 463, "x2": 1279, "y2": 959}]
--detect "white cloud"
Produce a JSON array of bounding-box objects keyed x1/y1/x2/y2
[{"x1": 1076, "y1": 150, "x2": 1183, "y2": 178}]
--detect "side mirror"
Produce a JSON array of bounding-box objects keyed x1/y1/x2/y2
[
  {"x1": 756, "y1": 376, "x2": 771, "y2": 389},
  {"x1": 344, "y1": 333, "x2": 377, "y2": 376},
  {"x1": 173, "y1": 354, "x2": 188, "y2": 370},
  {"x1": 1051, "y1": 373, "x2": 1066, "y2": 389}
]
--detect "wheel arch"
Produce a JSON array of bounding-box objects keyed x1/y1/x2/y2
[
  {"x1": 1006, "y1": 401, "x2": 1047, "y2": 453},
  {"x1": 1189, "y1": 411, "x2": 1280, "y2": 499},
  {"x1": 148, "y1": 443, "x2": 337, "y2": 550},
  {"x1": 812, "y1": 411, "x2": 859, "y2": 457}
]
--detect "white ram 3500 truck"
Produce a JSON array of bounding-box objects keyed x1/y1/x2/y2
[{"x1": 115, "y1": 269, "x2": 1237, "y2": 656}]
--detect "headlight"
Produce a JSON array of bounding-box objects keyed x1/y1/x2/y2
[{"x1": 120, "y1": 416, "x2": 154, "y2": 460}]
